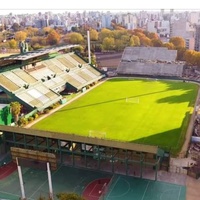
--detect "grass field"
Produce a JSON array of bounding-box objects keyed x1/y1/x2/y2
[{"x1": 32, "y1": 78, "x2": 198, "y2": 153}]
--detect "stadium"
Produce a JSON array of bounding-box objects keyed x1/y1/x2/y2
[{"x1": 0, "y1": 46, "x2": 200, "y2": 199}]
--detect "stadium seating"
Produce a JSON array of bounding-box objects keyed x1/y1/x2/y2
[
  {"x1": 12, "y1": 69, "x2": 37, "y2": 84},
  {"x1": 43, "y1": 60, "x2": 63, "y2": 74},
  {"x1": 0, "y1": 51, "x2": 104, "y2": 110},
  {"x1": 70, "y1": 54, "x2": 87, "y2": 64},
  {"x1": 117, "y1": 47, "x2": 183, "y2": 77}
]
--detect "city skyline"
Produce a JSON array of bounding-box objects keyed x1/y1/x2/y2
[{"x1": 1, "y1": 0, "x2": 200, "y2": 15}]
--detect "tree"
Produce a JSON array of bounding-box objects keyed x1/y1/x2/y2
[
  {"x1": 89, "y1": 29, "x2": 98, "y2": 41},
  {"x1": 184, "y1": 50, "x2": 196, "y2": 65},
  {"x1": 112, "y1": 30, "x2": 128, "y2": 40},
  {"x1": 42, "y1": 27, "x2": 53, "y2": 36},
  {"x1": 98, "y1": 28, "x2": 113, "y2": 42},
  {"x1": 25, "y1": 27, "x2": 39, "y2": 37},
  {"x1": 64, "y1": 32, "x2": 84, "y2": 44},
  {"x1": 176, "y1": 47, "x2": 187, "y2": 61},
  {"x1": 195, "y1": 52, "x2": 200, "y2": 67},
  {"x1": 151, "y1": 38, "x2": 163, "y2": 47},
  {"x1": 140, "y1": 36, "x2": 152, "y2": 46},
  {"x1": 46, "y1": 30, "x2": 61, "y2": 45},
  {"x1": 15, "y1": 31, "x2": 27, "y2": 42},
  {"x1": 169, "y1": 37, "x2": 185, "y2": 48},
  {"x1": 163, "y1": 42, "x2": 175, "y2": 50},
  {"x1": 130, "y1": 35, "x2": 140, "y2": 46},
  {"x1": 121, "y1": 35, "x2": 131, "y2": 47},
  {"x1": 56, "y1": 193, "x2": 85, "y2": 200},
  {"x1": 115, "y1": 39, "x2": 124, "y2": 51},
  {"x1": 72, "y1": 46, "x2": 84, "y2": 55},
  {"x1": 10, "y1": 102, "x2": 21, "y2": 124},
  {"x1": 147, "y1": 32, "x2": 159, "y2": 40},
  {"x1": 8, "y1": 39, "x2": 18, "y2": 49},
  {"x1": 102, "y1": 37, "x2": 115, "y2": 51}
]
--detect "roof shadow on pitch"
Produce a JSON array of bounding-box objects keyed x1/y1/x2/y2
[
  {"x1": 58, "y1": 90, "x2": 166, "y2": 112},
  {"x1": 130, "y1": 127, "x2": 183, "y2": 153},
  {"x1": 156, "y1": 80, "x2": 198, "y2": 105},
  {"x1": 156, "y1": 89, "x2": 196, "y2": 105}
]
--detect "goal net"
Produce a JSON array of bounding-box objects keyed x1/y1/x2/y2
[
  {"x1": 89, "y1": 130, "x2": 106, "y2": 139},
  {"x1": 126, "y1": 97, "x2": 139, "y2": 104}
]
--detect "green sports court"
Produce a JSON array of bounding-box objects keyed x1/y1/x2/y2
[{"x1": 0, "y1": 164, "x2": 186, "y2": 200}]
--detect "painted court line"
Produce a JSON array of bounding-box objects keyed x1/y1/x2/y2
[
  {"x1": 29, "y1": 165, "x2": 62, "y2": 199},
  {"x1": 0, "y1": 190, "x2": 20, "y2": 198},
  {"x1": 178, "y1": 186, "x2": 182, "y2": 200},
  {"x1": 160, "y1": 188, "x2": 180, "y2": 200},
  {"x1": 108, "y1": 178, "x2": 131, "y2": 198},
  {"x1": 106, "y1": 176, "x2": 120, "y2": 198},
  {"x1": 88, "y1": 184, "x2": 100, "y2": 197},
  {"x1": 141, "y1": 181, "x2": 150, "y2": 200}
]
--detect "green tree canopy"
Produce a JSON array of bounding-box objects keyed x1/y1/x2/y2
[
  {"x1": 89, "y1": 29, "x2": 98, "y2": 41},
  {"x1": 102, "y1": 37, "x2": 115, "y2": 51},
  {"x1": 8, "y1": 39, "x2": 18, "y2": 49},
  {"x1": 130, "y1": 35, "x2": 140, "y2": 46},
  {"x1": 99, "y1": 28, "x2": 113, "y2": 42},
  {"x1": 64, "y1": 32, "x2": 84, "y2": 44},
  {"x1": 10, "y1": 102, "x2": 21, "y2": 123}
]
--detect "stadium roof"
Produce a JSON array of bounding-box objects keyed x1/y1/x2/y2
[{"x1": 3, "y1": 44, "x2": 79, "y2": 61}]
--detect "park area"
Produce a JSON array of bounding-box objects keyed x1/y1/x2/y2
[{"x1": 32, "y1": 78, "x2": 199, "y2": 154}]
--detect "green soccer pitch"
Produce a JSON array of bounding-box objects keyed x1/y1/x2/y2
[{"x1": 32, "y1": 78, "x2": 199, "y2": 154}]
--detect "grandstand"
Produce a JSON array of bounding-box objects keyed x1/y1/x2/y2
[
  {"x1": 117, "y1": 47, "x2": 184, "y2": 77},
  {"x1": 0, "y1": 45, "x2": 104, "y2": 111}
]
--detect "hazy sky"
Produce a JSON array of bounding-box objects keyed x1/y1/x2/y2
[{"x1": 1, "y1": 0, "x2": 200, "y2": 15}]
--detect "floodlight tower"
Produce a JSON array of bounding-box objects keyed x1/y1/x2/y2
[{"x1": 87, "y1": 30, "x2": 91, "y2": 64}]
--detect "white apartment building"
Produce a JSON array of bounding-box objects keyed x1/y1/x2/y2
[
  {"x1": 170, "y1": 18, "x2": 195, "y2": 50},
  {"x1": 188, "y1": 12, "x2": 200, "y2": 24},
  {"x1": 123, "y1": 13, "x2": 137, "y2": 30}
]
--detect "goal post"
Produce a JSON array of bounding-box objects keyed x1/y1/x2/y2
[
  {"x1": 126, "y1": 97, "x2": 139, "y2": 104},
  {"x1": 88, "y1": 130, "x2": 106, "y2": 139}
]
